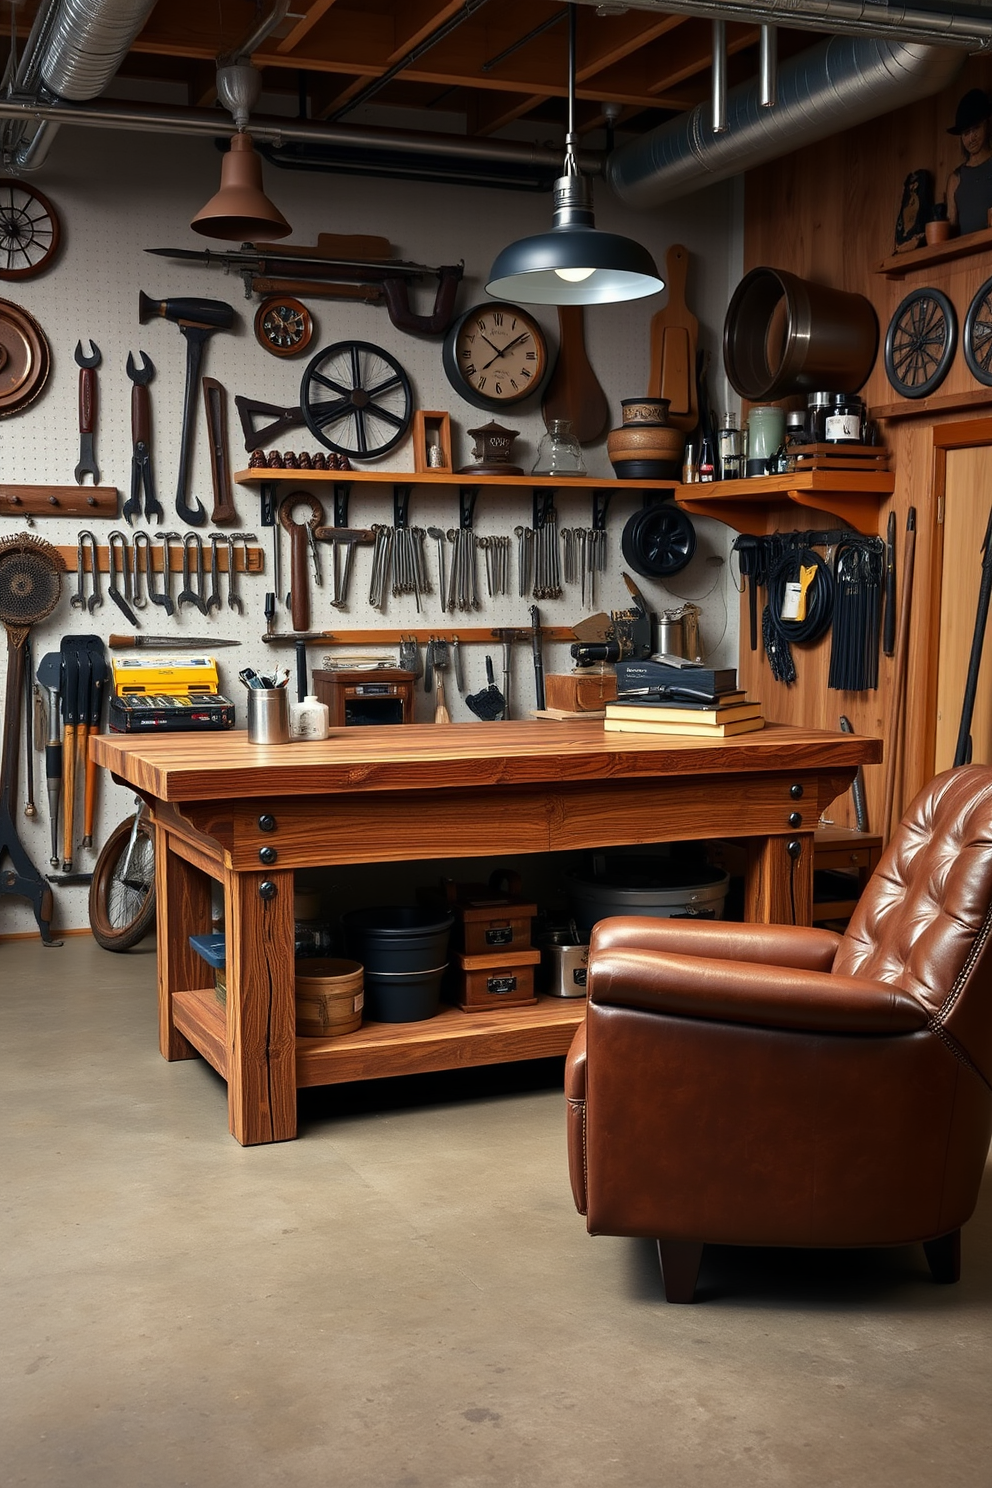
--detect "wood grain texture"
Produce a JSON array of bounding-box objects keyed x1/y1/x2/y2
[
  {"x1": 224, "y1": 867, "x2": 297, "y2": 1145},
  {"x1": 156, "y1": 820, "x2": 212, "y2": 1063},
  {"x1": 741, "y1": 57, "x2": 992, "y2": 830}
]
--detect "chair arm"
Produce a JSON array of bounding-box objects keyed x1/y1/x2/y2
[
  {"x1": 565, "y1": 1023, "x2": 587, "y2": 1215},
  {"x1": 590, "y1": 916, "x2": 842, "y2": 973},
  {"x1": 590, "y1": 948, "x2": 930, "y2": 1035}
]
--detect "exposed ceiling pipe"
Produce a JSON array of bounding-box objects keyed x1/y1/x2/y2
[
  {"x1": 0, "y1": 95, "x2": 601, "y2": 178},
  {"x1": 759, "y1": 25, "x2": 777, "y2": 108},
  {"x1": 711, "y1": 18, "x2": 728, "y2": 134},
  {"x1": 608, "y1": 35, "x2": 964, "y2": 207},
  {"x1": 572, "y1": 0, "x2": 992, "y2": 51}
]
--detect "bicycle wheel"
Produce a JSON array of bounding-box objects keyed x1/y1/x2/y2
[{"x1": 88, "y1": 815, "x2": 157, "y2": 951}]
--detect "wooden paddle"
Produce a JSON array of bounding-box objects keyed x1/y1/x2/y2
[
  {"x1": 648, "y1": 244, "x2": 698, "y2": 434},
  {"x1": 541, "y1": 306, "x2": 610, "y2": 445}
]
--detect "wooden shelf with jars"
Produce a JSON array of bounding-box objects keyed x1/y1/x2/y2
[
  {"x1": 875, "y1": 224, "x2": 992, "y2": 280},
  {"x1": 674, "y1": 468, "x2": 894, "y2": 536}
]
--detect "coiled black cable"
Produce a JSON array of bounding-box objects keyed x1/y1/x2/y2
[{"x1": 762, "y1": 544, "x2": 834, "y2": 682}]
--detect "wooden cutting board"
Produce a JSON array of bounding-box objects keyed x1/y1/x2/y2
[
  {"x1": 541, "y1": 305, "x2": 610, "y2": 445},
  {"x1": 648, "y1": 244, "x2": 698, "y2": 434}
]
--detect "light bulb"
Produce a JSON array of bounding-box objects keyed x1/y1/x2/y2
[{"x1": 554, "y1": 266, "x2": 596, "y2": 282}]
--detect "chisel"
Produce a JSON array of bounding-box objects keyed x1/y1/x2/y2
[{"x1": 108, "y1": 634, "x2": 242, "y2": 648}]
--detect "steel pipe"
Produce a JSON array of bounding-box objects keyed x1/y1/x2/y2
[
  {"x1": 759, "y1": 24, "x2": 778, "y2": 107},
  {"x1": 712, "y1": 18, "x2": 728, "y2": 133}
]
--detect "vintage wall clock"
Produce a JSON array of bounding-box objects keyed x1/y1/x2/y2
[
  {"x1": 442, "y1": 301, "x2": 549, "y2": 411},
  {"x1": 254, "y1": 296, "x2": 314, "y2": 357},
  {"x1": 883, "y1": 287, "x2": 957, "y2": 399}
]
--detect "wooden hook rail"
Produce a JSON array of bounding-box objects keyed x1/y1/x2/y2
[
  {"x1": 55, "y1": 544, "x2": 264, "y2": 574},
  {"x1": 1, "y1": 485, "x2": 119, "y2": 517}
]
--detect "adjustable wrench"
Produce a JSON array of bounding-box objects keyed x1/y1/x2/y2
[
  {"x1": 179, "y1": 533, "x2": 207, "y2": 614},
  {"x1": 123, "y1": 351, "x2": 163, "y2": 524},
  {"x1": 70, "y1": 536, "x2": 87, "y2": 610},
  {"x1": 107, "y1": 530, "x2": 139, "y2": 627},
  {"x1": 74, "y1": 340, "x2": 101, "y2": 485},
  {"x1": 207, "y1": 534, "x2": 224, "y2": 613}
]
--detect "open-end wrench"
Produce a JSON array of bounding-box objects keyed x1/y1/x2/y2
[
  {"x1": 107, "y1": 531, "x2": 139, "y2": 627},
  {"x1": 207, "y1": 533, "x2": 224, "y2": 613},
  {"x1": 74, "y1": 340, "x2": 101, "y2": 484},
  {"x1": 78, "y1": 530, "x2": 102, "y2": 613},
  {"x1": 179, "y1": 533, "x2": 207, "y2": 613},
  {"x1": 152, "y1": 531, "x2": 179, "y2": 615},
  {"x1": 70, "y1": 536, "x2": 87, "y2": 610},
  {"x1": 228, "y1": 532, "x2": 256, "y2": 615},
  {"x1": 131, "y1": 531, "x2": 151, "y2": 610},
  {"x1": 124, "y1": 351, "x2": 163, "y2": 524}
]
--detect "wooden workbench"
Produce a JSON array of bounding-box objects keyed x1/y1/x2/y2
[{"x1": 91, "y1": 722, "x2": 881, "y2": 1146}]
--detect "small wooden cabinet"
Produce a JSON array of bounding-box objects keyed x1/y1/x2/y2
[{"x1": 312, "y1": 668, "x2": 416, "y2": 727}]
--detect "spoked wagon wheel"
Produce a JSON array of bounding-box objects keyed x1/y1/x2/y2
[
  {"x1": 88, "y1": 809, "x2": 156, "y2": 952},
  {"x1": 0, "y1": 181, "x2": 61, "y2": 280},
  {"x1": 964, "y1": 274, "x2": 992, "y2": 387},
  {"x1": 883, "y1": 287, "x2": 956, "y2": 399},
  {"x1": 300, "y1": 339, "x2": 413, "y2": 459}
]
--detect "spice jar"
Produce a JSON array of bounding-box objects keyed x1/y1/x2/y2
[{"x1": 824, "y1": 394, "x2": 864, "y2": 444}]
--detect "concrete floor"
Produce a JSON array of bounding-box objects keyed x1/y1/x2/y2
[{"x1": 4, "y1": 936, "x2": 992, "y2": 1488}]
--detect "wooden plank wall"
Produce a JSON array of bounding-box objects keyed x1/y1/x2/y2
[{"x1": 742, "y1": 54, "x2": 992, "y2": 835}]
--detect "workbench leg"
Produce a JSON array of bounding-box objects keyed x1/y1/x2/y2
[
  {"x1": 156, "y1": 825, "x2": 212, "y2": 1062},
  {"x1": 744, "y1": 834, "x2": 813, "y2": 925},
  {"x1": 224, "y1": 867, "x2": 297, "y2": 1145}
]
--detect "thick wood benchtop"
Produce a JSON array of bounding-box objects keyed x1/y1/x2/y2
[{"x1": 91, "y1": 720, "x2": 882, "y2": 803}]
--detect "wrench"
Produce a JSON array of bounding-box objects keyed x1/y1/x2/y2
[
  {"x1": 153, "y1": 532, "x2": 179, "y2": 615},
  {"x1": 107, "y1": 530, "x2": 139, "y2": 626},
  {"x1": 131, "y1": 531, "x2": 151, "y2": 609},
  {"x1": 226, "y1": 532, "x2": 254, "y2": 613},
  {"x1": 124, "y1": 351, "x2": 163, "y2": 525},
  {"x1": 78, "y1": 530, "x2": 103, "y2": 612},
  {"x1": 70, "y1": 536, "x2": 87, "y2": 609},
  {"x1": 74, "y1": 340, "x2": 101, "y2": 485},
  {"x1": 206, "y1": 534, "x2": 224, "y2": 613},
  {"x1": 179, "y1": 533, "x2": 207, "y2": 614}
]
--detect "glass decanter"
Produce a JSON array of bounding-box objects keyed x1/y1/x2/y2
[{"x1": 532, "y1": 419, "x2": 586, "y2": 476}]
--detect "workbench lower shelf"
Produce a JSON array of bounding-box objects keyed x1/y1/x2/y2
[{"x1": 173, "y1": 987, "x2": 584, "y2": 1093}]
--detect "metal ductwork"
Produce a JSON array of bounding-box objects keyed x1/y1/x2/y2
[
  {"x1": 608, "y1": 35, "x2": 964, "y2": 208},
  {"x1": 4, "y1": 0, "x2": 159, "y2": 171}
]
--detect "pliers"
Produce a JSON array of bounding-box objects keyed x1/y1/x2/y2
[{"x1": 123, "y1": 351, "x2": 163, "y2": 525}]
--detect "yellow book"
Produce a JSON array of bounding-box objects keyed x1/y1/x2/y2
[
  {"x1": 604, "y1": 715, "x2": 766, "y2": 738},
  {"x1": 606, "y1": 700, "x2": 761, "y2": 726}
]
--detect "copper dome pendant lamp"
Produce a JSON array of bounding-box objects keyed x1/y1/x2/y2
[{"x1": 190, "y1": 63, "x2": 291, "y2": 241}]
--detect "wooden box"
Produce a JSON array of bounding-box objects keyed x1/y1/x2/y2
[
  {"x1": 450, "y1": 948, "x2": 541, "y2": 1012},
  {"x1": 456, "y1": 896, "x2": 537, "y2": 955},
  {"x1": 545, "y1": 671, "x2": 618, "y2": 713}
]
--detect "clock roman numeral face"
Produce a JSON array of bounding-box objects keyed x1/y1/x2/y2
[{"x1": 450, "y1": 304, "x2": 546, "y2": 406}]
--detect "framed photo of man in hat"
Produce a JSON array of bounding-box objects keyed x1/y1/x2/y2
[{"x1": 946, "y1": 88, "x2": 992, "y2": 235}]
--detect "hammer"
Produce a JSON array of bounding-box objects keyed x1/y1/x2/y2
[{"x1": 139, "y1": 293, "x2": 236, "y2": 528}]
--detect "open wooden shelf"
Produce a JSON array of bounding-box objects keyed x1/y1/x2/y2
[
  {"x1": 875, "y1": 224, "x2": 992, "y2": 279},
  {"x1": 235, "y1": 468, "x2": 675, "y2": 492},
  {"x1": 675, "y1": 469, "x2": 894, "y2": 535},
  {"x1": 172, "y1": 985, "x2": 583, "y2": 1093},
  {"x1": 874, "y1": 388, "x2": 992, "y2": 422}
]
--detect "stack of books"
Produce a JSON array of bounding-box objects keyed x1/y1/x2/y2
[{"x1": 605, "y1": 662, "x2": 765, "y2": 738}]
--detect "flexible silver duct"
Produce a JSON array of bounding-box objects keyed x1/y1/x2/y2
[
  {"x1": 39, "y1": 0, "x2": 158, "y2": 101},
  {"x1": 608, "y1": 35, "x2": 964, "y2": 207},
  {"x1": 573, "y1": 0, "x2": 992, "y2": 51}
]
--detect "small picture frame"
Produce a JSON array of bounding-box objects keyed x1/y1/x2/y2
[{"x1": 413, "y1": 409, "x2": 453, "y2": 473}]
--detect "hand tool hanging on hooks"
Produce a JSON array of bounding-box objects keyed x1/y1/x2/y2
[
  {"x1": 123, "y1": 351, "x2": 163, "y2": 525},
  {"x1": 73, "y1": 339, "x2": 100, "y2": 485},
  {"x1": 107, "y1": 530, "x2": 139, "y2": 626},
  {"x1": 77, "y1": 530, "x2": 102, "y2": 612},
  {"x1": 203, "y1": 377, "x2": 238, "y2": 524},
  {"x1": 36, "y1": 650, "x2": 62, "y2": 870},
  {"x1": 280, "y1": 493, "x2": 324, "y2": 631},
  {"x1": 138, "y1": 293, "x2": 236, "y2": 527}
]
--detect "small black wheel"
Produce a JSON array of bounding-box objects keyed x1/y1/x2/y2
[
  {"x1": 300, "y1": 340, "x2": 413, "y2": 460},
  {"x1": 963, "y1": 274, "x2": 992, "y2": 387},
  {"x1": 621, "y1": 503, "x2": 696, "y2": 578},
  {"x1": 88, "y1": 814, "x2": 156, "y2": 952},
  {"x1": 884, "y1": 287, "x2": 956, "y2": 399},
  {"x1": 0, "y1": 180, "x2": 60, "y2": 280}
]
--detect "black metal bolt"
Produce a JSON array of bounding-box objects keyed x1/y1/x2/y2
[
  {"x1": 257, "y1": 813, "x2": 277, "y2": 832},
  {"x1": 790, "y1": 784, "x2": 804, "y2": 799},
  {"x1": 259, "y1": 846, "x2": 278, "y2": 865},
  {"x1": 788, "y1": 811, "x2": 803, "y2": 827},
  {"x1": 259, "y1": 880, "x2": 277, "y2": 901}
]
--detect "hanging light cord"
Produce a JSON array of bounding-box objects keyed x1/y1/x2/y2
[{"x1": 564, "y1": 2, "x2": 579, "y2": 175}]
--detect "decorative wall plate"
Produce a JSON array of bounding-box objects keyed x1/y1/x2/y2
[
  {"x1": 0, "y1": 298, "x2": 50, "y2": 416},
  {"x1": 963, "y1": 275, "x2": 992, "y2": 388},
  {"x1": 300, "y1": 340, "x2": 412, "y2": 459},
  {"x1": 883, "y1": 287, "x2": 956, "y2": 399}
]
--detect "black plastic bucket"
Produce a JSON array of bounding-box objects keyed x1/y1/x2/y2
[
  {"x1": 363, "y1": 965, "x2": 447, "y2": 1023},
  {"x1": 342, "y1": 905, "x2": 454, "y2": 975}
]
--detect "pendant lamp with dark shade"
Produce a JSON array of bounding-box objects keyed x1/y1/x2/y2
[
  {"x1": 486, "y1": 5, "x2": 663, "y2": 306},
  {"x1": 191, "y1": 131, "x2": 291, "y2": 241}
]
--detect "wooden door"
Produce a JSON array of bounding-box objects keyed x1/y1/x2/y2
[{"x1": 935, "y1": 441, "x2": 992, "y2": 771}]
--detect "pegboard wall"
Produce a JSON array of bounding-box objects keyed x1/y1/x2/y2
[{"x1": 0, "y1": 125, "x2": 742, "y2": 934}]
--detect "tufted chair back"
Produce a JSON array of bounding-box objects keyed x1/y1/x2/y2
[{"x1": 834, "y1": 765, "x2": 992, "y2": 1086}]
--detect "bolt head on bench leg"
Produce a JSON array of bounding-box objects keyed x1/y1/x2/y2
[
  {"x1": 923, "y1": 1229, "x2": 961, "y2": 1285},
  {"x1": 657, "y1": 1239, "x2": 703, "y2": 1303}
]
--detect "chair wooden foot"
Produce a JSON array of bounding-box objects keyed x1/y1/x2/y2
[
  {"x1": 656, "y1": 1239, "x2": 703, "y2": 1303},
  {"x1": 923, "y1": 1229, "x2": 961, "y2": 1285}
]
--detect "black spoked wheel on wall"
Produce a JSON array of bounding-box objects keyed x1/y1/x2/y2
[
  {"x1": 621, "y1": 503, "x2": 697, "y2": 578},
  {"x1": 300, "y1": 340, "x2": 413, "y2": 459},
  {"x1": 964, "y1": 275, "x2": 992, "y2": 387},
  {"x1": 883, "y1": 287, "x2": 957, "y2": 399},
  {"x1": 88, "y1": 811, "x2": 156, "y2": 952},
  {"x1": 0, "y1": 180, "x2": 61, "y2": 280}
]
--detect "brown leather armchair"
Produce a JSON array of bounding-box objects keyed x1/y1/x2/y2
[{"x1": 566, "y1": 766, "x2": 992, "y2": 1302}]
